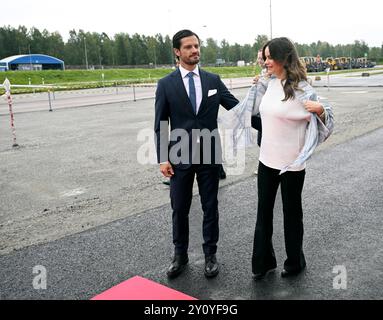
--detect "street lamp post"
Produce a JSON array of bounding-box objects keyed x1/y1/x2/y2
[
  {"x1": 154, "y1": 46, "x2": 157, "y2": 68},
  {"x1": 201, "y1": 25, "x2": 208, "y2": 65},
  {"x1": 168, "y1": 9, "x2": 175, "y2": 66},
  {"x1": 28, "y1": 45, "x2": 33, "y2": 71},
  {"x1": 84, "y1": 36, "x2": 89, "y2": 70},
  {"x1": 99, "y1": 36, "x2": 105, "y2": 69},
  {"x1": 269, "y1": 0, "x2": 273, "y2": 40},
  {"x1": 98, "y1": 47, "x2": 102, "y2": 69}
]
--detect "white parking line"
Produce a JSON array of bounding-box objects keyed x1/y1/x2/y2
[
  {"x1": 341, "y1": 91, "x2": 368, "y2": 94},
  {"x1": 60, "y1": 188, "x2": 86, "y2": 197}
]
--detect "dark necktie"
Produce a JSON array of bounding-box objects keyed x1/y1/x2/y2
[{"x1": 187, "y1": 72, "x2": 197, "y2": 114}]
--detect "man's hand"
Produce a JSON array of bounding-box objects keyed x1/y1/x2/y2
[
  {"x1": 253, "y1": 75, "x2": 260, "y2": 84},
  {"x1": 160, "y1": 162, "x2": 174, "y2": 178}
]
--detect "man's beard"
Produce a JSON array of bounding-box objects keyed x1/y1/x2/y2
[{"x1": 185, "y1": 56, "x2": 200, "y2": 65}]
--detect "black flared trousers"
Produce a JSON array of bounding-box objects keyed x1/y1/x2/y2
[{"x1": 252, "y1": 161, "x2": 307, "y2": 274}]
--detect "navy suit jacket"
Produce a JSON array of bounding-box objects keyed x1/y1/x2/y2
[{"x1": 155, "y1": 68, "x2": 239, "y2": 169}]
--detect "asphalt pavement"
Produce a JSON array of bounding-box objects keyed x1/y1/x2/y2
[
  {"x1": 0, "y1": 72, "x2": 382, "y2": 300},
  {"x1": 0, "y1": 127, "x2": 382, "y2": 300}
]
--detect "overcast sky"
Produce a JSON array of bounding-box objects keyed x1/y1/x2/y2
[{"x1": 2, "y1": 0, "x2": 382, "y2": 47}]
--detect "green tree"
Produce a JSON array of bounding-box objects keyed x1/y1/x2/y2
[
  {"x1": 64, "y1": 29, "x2": 83, "y2": 65},
  {"x1": 242, "y1": 44, "x2": 254, "y2": 63},
  {"x1": 204, "y1": 38, "x2": 219, "y2": 64},
  {"x1": 15, "y1": 26, "x2": 30, "y2": 55},
  {"x1": 0, "y1": 26, "x2": 29, "y2": 57},
  {"x1": 228, "y1": 43, "x2": 241, "y2": 62},
  {"x1": 99, "y1": 32, "x2": 114, "y2": 66},
  {"x1": 352, "y1": 40, "x2": 369, "y2": 58},
  {"x1": 131, "y1": 33, "x2": 148, "y2": 65},
  {"x1": 1, "y1": 25, "x2": 382, "y2": 68},
  {"x1": 147, "y1": 36, "x2": 158, "y2": 66},
  {"x1": 317, "y1": 41, "x2": 332, "y2": 58},
  {"x1": 253, "y1": 34, "x2": 269, "y2": 52},
  {"x1": 84, "y1": 32, "x2": 104, "y2": 67},
  {"x1": 300, "y1": 44, "x2": 313, "y2": 57},
  {"x1": 45, "y1": 31, "x2": 65, "y2": 59},
  {"x1": 220, "y1": 39, "x2": 230, "y2": 63},
  {"x1": 162, "y1": 35, "x2": 173, "y2": 64},
  {"x1": 114, "y1": 33, "x2": 129, "y2": 65},
  {"x1": 29, "y1": 27, "x2": 45, "y2": 53},
  {"x1": 368, "y1": 47, "x2": 381, "y2": 62}
]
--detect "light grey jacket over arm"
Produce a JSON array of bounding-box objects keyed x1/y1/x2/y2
[{"x1": 218, "y1": 79, "x2": 334, "y2": 174}]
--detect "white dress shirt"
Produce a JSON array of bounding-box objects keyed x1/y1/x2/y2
[{"x1": 179, "y1": 65, "x2": 202, "y2": 114}]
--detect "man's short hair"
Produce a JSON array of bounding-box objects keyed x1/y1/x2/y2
[{"x1": 172, "y1": 29, "x2": 200, "y2": 49}]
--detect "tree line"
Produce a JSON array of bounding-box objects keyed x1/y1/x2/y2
[{"x1": 1, "y1": 26, "x2": 382, "y2": 68}]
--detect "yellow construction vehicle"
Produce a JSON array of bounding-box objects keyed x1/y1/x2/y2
[
  {"x1": 325, "y1": 57, "x2": 342, "y2": 70},
  {"x1": 339, "y1": 57, "x2": 351, "y2": 69},
  {"x1": 301, "y1": 56, "x2": 316, "y2": 72},
  {"x1": 334, "y1": 58, "x2": 343, "y2": 70}
]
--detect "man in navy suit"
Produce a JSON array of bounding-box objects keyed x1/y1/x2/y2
[{"x1": 155, "y1": 29, "x2": 239, "y2": 278}]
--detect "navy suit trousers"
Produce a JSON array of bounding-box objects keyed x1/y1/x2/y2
[{"x1": 170, "y1": 164, "x2": 220, "y2": 256}]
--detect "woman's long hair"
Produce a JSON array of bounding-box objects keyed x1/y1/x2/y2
[{"x1": 262, "y1": 37, "x2": 307, "y2": 101}]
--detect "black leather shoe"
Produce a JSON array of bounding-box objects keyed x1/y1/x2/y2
[
  {"x1": 253, "y1": 267, "x2": 276, "y2": 280},
  {"x1": 281, "y1": 267, "x2": 305, "y2": 278},
  {"x1": 166, "y1": 255, "x2": 188, "y2": 278},
  {"x1": 204, "y1": 254, "x2": 219, "y2": 278}
]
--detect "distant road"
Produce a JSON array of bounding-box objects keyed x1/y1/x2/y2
[
  {"x1": 1, "y1": 70, "x2": 382, "y2": 115},
  {"x1": 0, "y1": 78, "x2": 254, "y2": 115}
]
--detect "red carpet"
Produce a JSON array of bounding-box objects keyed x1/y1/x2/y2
[{"x1": 91, "y1": 276, "x2": 197, "y2": 300}]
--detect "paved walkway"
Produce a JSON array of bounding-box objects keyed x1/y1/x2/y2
[{"x1": 1, "y1": 128, "x2": 381, "y2": 300}]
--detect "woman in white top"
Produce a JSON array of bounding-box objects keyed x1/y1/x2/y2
[{"x1": 252, "y1": 37, "x2": 326, "y2": 280}]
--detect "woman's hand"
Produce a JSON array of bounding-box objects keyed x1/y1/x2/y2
[{"x1": 304, "y1": 100, "x2": 324, "y2": 116}]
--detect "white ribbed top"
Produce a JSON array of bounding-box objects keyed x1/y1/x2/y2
[{"x1": 259, "y1": 78, "x2": 311, "y2": 171}]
